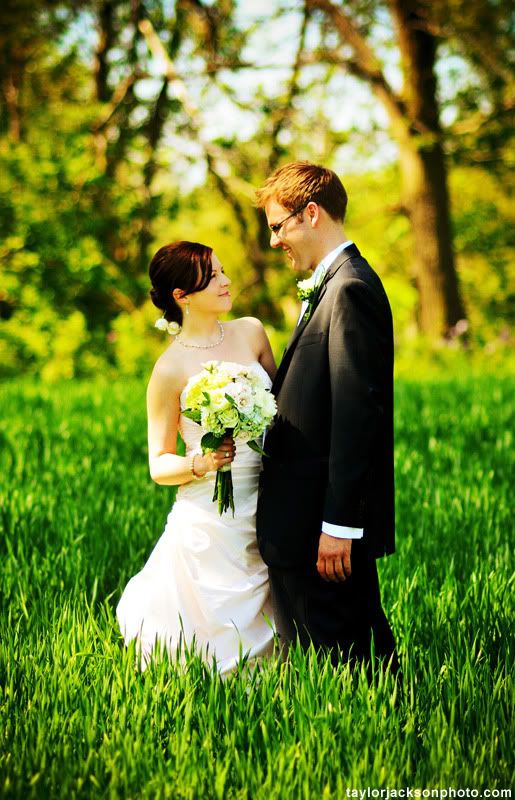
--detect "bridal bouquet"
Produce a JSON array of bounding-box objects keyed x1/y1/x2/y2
[{"x1": 182, "y1": 360, "x2": 277, "y2": 515}]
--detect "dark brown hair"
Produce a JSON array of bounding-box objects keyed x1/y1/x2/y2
[
  {"x1": 255, "y1": 161, "x2": 347, "y2": 222},
  {"x1": 149, "y1": 241, "x2": 213, "y2": 324}
]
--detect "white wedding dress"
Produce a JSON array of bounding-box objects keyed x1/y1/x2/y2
[{"x1": 116, "y1": 361, "x2": 274, "y2": 674}]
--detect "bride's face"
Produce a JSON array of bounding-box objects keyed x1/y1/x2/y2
[{"x1": 188, "y1": 254, "x2": 232, "y2": 316}]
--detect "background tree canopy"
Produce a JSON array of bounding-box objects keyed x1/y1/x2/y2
[{"x1": 0, "y1": 0, "x2": 513, "y2": 380}]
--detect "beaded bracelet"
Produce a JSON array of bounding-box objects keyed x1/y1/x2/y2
[{"x1": 190, "y1": 453, "x2": 205, "y2": 480}]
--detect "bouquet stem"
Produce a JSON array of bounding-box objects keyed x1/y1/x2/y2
[{"x1": 213, "y1": 463, "x2": 234, "y2": 516}]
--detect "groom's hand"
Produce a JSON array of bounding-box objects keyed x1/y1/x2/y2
[{"x1": 316, "y1": 534, "x2": 352, "y2": 582}]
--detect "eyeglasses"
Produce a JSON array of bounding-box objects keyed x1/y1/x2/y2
[{"x1": 269, "y1": 204, "x2": 307, "y2": 235}]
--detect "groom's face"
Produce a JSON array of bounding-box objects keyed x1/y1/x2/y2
[{"x1": 265, "y1": 198, "x2": 316, "y2": 273}]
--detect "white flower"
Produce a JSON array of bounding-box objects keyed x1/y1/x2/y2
[
  {"x1": 167, "y1": 321, "x2": 181, "y2": 336},
  {"x1": 223, "y1": 382, "x2": 253, "y2": 412},
  {"x1": 253, "y1": 386, "x2": 277, "y2": 419},
  {"x1": 155, "y1": 317, "x2": 182, "y2": 335},
  {"x1": 296, "y1": 274, "x2": 318, "y2": 301},
  {"x1": 244, "y1": 366, "x2": 264, "y2": 388},
  {"x1": 220, "y1": 361, "x2": 246, "y2": 379},
  {"x1": 207, "y1": 388, "x2": 232, "y2": 412},
  {"x1": 297, "y1": 275, "x2": 317, "y2": 291}
]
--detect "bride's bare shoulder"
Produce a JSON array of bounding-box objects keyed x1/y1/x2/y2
[
  {"x1": 226, "y1": 316, "x2": 267, "y2": 340},
  {"x1": 226, "y1": 317, "x2": 276, "y2": 376},
  {"x1": 227, "y1": 316, "x2": 265, "y2": 330},
  {"x1": 147, "y1": 344, "x2": 187, "y2": 399}
]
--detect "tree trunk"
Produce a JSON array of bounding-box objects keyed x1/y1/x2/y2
[
  {"x1": 3, "y1": 66, "x2": 22, "y2": 142},
  {"x1": 94, "y1": 0, "x2": 115, "y2": 103},
  {"x1": 391, "y1": 0, "x2": 466, "y2": 337},
  {"x1": 399, "y1": 138, "x2": 466, "y2": 336},
  {"x1": 136, "y1": 78, "x2": 169, "y2": 283},
  {"x1": 306, "y1": 0, "x2": 467, "y2": 338}
]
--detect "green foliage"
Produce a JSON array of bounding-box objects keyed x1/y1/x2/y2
[
  {"x1": 1, "y1": 139, "x2": 512, "y2": 380},
  {"x1": 0, "y1": 94, "x2": 114, "y2": 377},
  {"x1": 431, "y1": 0, "x2": 514, "y2": 172},
  {"x1": 111, "y1": 300, "x2": 165, "y2": 378},
  {"x1": 450, "y1": 167, "x2": 514, "y2": 335},
  {"x1": 0, "y1": 3, "x2": 513, "y2": 380},
  {"x1": 0, "y1": 376, "x2": 513, "y2": 796},
  {"x1": 0, "y1": 27, "x2": 178, "y2": 379},
  {"x1": 394, "y1": 334, "x2": 515, "y2": 380}
]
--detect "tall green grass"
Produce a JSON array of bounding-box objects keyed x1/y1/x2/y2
[{"x1": 1, "y1": 376, "x2": 513, "y2": 798}]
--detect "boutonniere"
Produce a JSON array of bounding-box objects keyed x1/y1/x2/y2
[{"x1": 297, "y1": 271, "x2": 324, "y2": 323}]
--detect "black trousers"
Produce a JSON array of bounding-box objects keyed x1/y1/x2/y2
[{"x1": 268, "y1": 538, "x2": 398, "y2": 670}]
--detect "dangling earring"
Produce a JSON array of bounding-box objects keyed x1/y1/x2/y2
[{"x1": 185, "y1": 304, "x2": 190, "y2": 316}]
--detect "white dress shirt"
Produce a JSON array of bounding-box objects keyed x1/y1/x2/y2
[{"x1": 297, "y1": 240, "x2": 364, "y2": 541}]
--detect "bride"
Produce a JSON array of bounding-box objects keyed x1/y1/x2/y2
[{"x1": 116, "y1": 240, "x2": 277, "y2": 673}]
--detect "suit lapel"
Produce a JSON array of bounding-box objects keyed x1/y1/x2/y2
[
  {"x1": 272, "y1": 313, "x2": 310, "y2": 393},
  {"x1": 272, "y1": 244, "x2": 361, "y2": 396}
]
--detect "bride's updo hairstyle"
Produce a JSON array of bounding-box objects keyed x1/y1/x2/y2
[{"x1": 149, "y1": 241, "x2": 214, "y2": 324}]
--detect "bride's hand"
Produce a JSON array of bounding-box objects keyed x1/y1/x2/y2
[{"x1": 200, "y1": 435, "x2": 236, "y2": 474}]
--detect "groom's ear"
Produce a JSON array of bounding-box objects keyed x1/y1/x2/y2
[{"x1": 306, "y1": 201, "x2": 320, "y2": 227}]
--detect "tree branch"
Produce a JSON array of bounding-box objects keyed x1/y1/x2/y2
[
  {"x1": 93, "y1": 72, "x2": 144, "y2": 132},
  {"x1": 305, "y1": 0, "x2": 410, "y2": 138},
  {"x1": 94, "y1": 0, "x2": 116, "y2": 103},
  {"x1": 268, "y1": 3, "x2": 311, "y2": 172}
]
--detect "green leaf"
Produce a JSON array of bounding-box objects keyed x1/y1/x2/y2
[
  {"x1": 201, "y1": 432, "x2": 225, "y2": 452},
  {"x1": 247, "y1": 439, "x2": 268, "y2": 457},
  {"x1": 181, "y1": 409, "x2": 201, "y2": 423},
  {"x1": 202, "y1": 391, "x2": 211, "y2": 406},
  {"x1": 225, "y1": 393, "x2": 238, "y2": 408}
]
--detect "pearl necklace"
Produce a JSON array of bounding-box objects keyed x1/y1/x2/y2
[{"x1": 176, "y1": 321, "x2": 225, "y2": 349}]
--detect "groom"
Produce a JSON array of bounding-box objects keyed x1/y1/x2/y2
[{"x1": 255, "y1": 161, "x2": 398, "y2": 668}]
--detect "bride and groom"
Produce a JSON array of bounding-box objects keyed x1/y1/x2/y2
[{"x1": 116, "y1": 161, "x2": 398, "y2": 674}]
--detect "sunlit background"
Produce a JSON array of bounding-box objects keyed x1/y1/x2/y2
[
  {"x1": 0, "y1": 0, "x2": 513, "y2": 381},
  {"x1": 1, "y1": 5, "x2": 514, "y2": 796}
]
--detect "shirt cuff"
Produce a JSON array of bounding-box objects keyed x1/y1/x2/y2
[{"x1": 321, "y1": 521, "x2": 364, "y2": 539}]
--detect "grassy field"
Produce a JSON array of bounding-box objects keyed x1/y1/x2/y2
[{"x1": 0, "y1": 376, "x2": 513, "y2": 799}]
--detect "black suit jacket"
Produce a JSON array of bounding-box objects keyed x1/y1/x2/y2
[{"x1": 256, "y1": 244, "x2": 395, "y2": 569}]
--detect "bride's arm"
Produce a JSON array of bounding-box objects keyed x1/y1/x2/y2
[
  {"x1": 146, "y1": 363, "x2": 234, "y2": 485},
  {"x1": 238, "y1": 316, "x2": 277, "y2": 380},
  {"x1": 258, "y1": 325, "x2": 277, "y2": 381}
]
